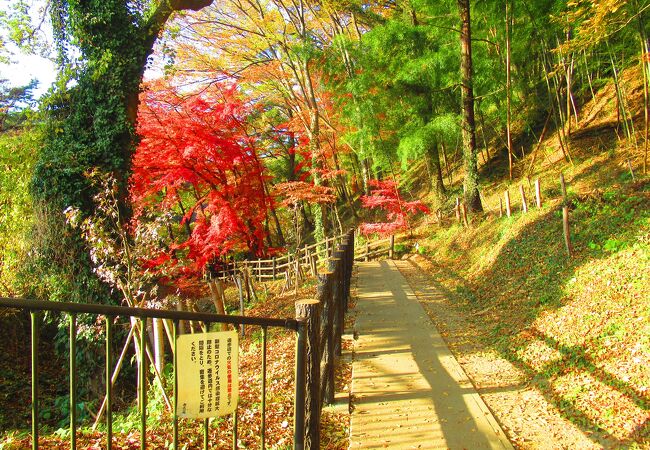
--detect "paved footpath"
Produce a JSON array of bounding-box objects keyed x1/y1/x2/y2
[{"x1": 350, "y1": 260, "x2": 513, "y2": 449}]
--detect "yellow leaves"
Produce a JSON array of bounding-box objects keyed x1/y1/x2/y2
[{"x1": 556, "y1": 0, "x2": 633, "y2": 54}]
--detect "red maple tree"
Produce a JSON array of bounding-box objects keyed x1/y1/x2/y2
[
  {"x1": 131, "y1": 81, "x2": 274, "y2": 277},
  {"x1": 359, "y1": 179, "x2": 429, "y2": 236}
]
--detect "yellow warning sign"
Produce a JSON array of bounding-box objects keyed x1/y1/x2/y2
[{"x1": 177, "y1": 330, "x2": 239, "y2": 418}]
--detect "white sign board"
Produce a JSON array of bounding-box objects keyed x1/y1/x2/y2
[{"x1": 176, "y1": 330, "x2": 239, "y2": 418}]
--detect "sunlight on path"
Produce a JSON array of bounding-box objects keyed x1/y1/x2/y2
[{"x1": 350, "y1": 261, "x2": 512, "y2": 449}]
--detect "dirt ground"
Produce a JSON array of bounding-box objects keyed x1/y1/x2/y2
[{"x1": 395, "y1": 254, "x2": 622, "y2": 450}]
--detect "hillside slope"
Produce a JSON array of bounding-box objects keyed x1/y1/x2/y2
[{"x1": 401, "y1": 65, "x2": 649, "y2": 447}]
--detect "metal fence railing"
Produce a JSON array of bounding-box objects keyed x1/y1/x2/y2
[
  {"x1": 0, "y1": 229, "x2": 363, "y2": 450},
  {"x1": 0, "y1": 297, "x2": 307, "y2": 450}
]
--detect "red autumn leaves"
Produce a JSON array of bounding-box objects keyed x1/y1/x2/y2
[
  {"x1": 131, "y1": 82, "x2": 428, "y2": 279},
  {"x1": 359, "y1": 179, "x2": 429, "y2": 236},
  {"x1": 131, "y1": 83, "x2": 274, "y2": 274}
]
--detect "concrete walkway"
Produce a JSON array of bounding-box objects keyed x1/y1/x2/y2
[{"x1": 350, "y1": 261, "x2": 513, "y2": 449}]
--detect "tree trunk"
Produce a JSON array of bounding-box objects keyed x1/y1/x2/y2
[
  {"x1": 208, "y1": 279, "x2": 227, "y2": 331},
  {"x1": 429, "y1": 144, "x2": 446, "y2": 203},
  {"x1": 362, "y1": 158, "x2": 371, "y2": 195},
  {"x1": 505, "y1": 0, "x2": 514, "y2": 180},
  {"x1": 458, "y1": 0, "x2": 483, "y2": 212}
]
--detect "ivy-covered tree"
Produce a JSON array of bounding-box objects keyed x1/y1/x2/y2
[
  {"x1": 34, "y1": 0, "x2": 214, "y2": 212},
  {"x1": 15, "y1": 0, "x2": 215, "y2": 301}
]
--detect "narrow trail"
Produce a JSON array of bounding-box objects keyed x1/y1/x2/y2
[{"x1": 349, "y1": 260, "x2": 512, "y2": 449}]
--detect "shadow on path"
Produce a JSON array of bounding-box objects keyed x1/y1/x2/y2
[{"x1": 350, "y1": 261, "x2": 512, "y2": 449}]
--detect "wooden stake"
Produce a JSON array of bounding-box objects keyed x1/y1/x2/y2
[
  {"x1": 455, "y1": 197, "x2": 461, "y2": 223},
  {"x1": 519, "y1": 184, "x2": 528, "y2": 213},
  {"x1": 152, "y1": 318, "x2": 164, "y2": 374},
  {"x1": 505, "y1": 190, "x2": 512, "y2": 217},
  {"x1": 563, "y1": 206, "x2": 573, "y2": 257},
  {"x1": 499, "y1": 197, "x2": 503, "y2": 217},
  {"x1": 461, "y1": 203, "x2": 470, "y2": 227},
  {"x1": 389, "y1": 235, "x2": 395, "y2": 260},
  {"x1": 627, "y1": 158, "x2": 636, "y2": 181},
  {"x1": 535, "y1": 179, "x2": 542, "y2": 208}
]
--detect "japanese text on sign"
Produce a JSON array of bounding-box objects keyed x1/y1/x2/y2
[{"x1": 177, "y1": 330, "x2": 239, "y2": 418}]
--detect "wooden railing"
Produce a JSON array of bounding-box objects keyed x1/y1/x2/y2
[
  {"x1": 354, "y1": 234, "x2": 395, "y2": 262},
  {"x1": 294, "y1": 229, "x2": 355, "y2": 449},
  {"x1": 214, "y1": 233, "x2": 349, "y2": 282}
]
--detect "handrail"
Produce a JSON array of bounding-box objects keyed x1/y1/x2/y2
[
  {"x1": 0, "y1": 297, "x2": 299, "y2": 331},
  {"x1": 0, "y1": 297, "x2": 307, "y2": 450}
]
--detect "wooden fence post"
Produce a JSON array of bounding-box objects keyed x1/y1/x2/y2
[
  {"x1": 499, "y1": 197, "x2": 504, "y2": 217},
  {"x1": 388, "y1": 235, "x2": 395, "y2": 259},
  {"x1": 627, "y1": 158, "x2": 636, "y2": 181},
  {"x1": 310, "y1": 251, "x2": 317, "y2": 277},
  {"x1": 519, "y1": 185, "x2": 528, "y2": 213},
  {"x1": 505, "y1": 190, "x2": 512, "y2": 217},
  {"x1": 455, "y1": 197, "x2": 461, "y2": 223},
  {"x1": 272, "y1": 257, "x2": 277, "y2": 280},
  {"x1": 316, "y1": 272, "x2": 335, "y2": 405},
  {"x1": 535, "y1": 179, "x2": 542, "y2": 208},
  {"x1": 560, "y1": 174, "x2": 573, "y2": 257},
  {"x1": 563, "y1": 206, "x2": 573, "y2": 257},
  {"x1": 365, "y1": 240, "x2": 369, "y2": 262},
  {"x1": 295, "y1": 299, "x2": 321, "y2": 450},
  {"x1": 461, "y1": 203, "x2": 469, "y2": 227}
]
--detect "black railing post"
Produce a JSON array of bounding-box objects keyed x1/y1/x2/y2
[
  {"x1": 261, "y1": 326, "x2": 268, "y2": 449},
  {"x1": 345, "y1": 230, "x2": 355, "y2": 307},
  {"x1": 31, "y1": 311, "x2": 39, "y2": 450},
  {"x1": 172, "y1": 320, "x2": 178, "y2": 450},
  {"x1": 340, "y1": 237, "x2": 349, "y2": 311},
  {"x1": 332, "y1": 249, "x2": 345, "y2": 356},
  {"x1": 293, "y1": 319, "x2": 307, "y2": 450},
  {"x1": 328, "y1": 253, "x2": 342, "y2": 356},
  {"x1": 140, "y1": 318, "x2": 147, "y2": 450},
  {"x1": 105, "y1": 316, "x2": 113, "y2": 450},
  {"x1": 69, "y1": 313, "x2": 77, "y2": 450}
]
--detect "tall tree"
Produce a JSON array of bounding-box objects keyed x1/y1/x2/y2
[
  {"x1": 33, "y1": 0, "x2": 214, "y2": 213},
  {"x1": 21, "y1": 0, "x2": 215, "y2": 302},
  {"x1": 458, "y1": 0, "x2": 482, "y2": 211}
]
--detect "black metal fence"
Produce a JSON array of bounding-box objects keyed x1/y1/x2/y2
[
  {"x1": 0, "y1": 297, "x2": 307, "y2": 450},
  {"x1": 0, "y1": 229, "x2": 359, "y2": 450}
]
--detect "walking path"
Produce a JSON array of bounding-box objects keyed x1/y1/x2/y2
[{"x1": 350, "y1": 260, "x2": 513, "y2": 449}]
